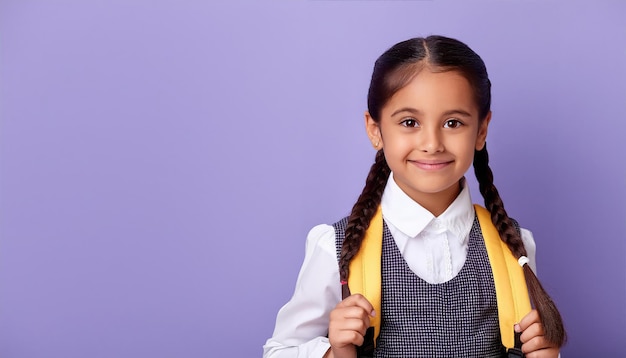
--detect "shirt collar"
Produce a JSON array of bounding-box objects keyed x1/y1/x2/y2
[{"x1": 381, "y1": 172, "x2": 475, "y2": 242}]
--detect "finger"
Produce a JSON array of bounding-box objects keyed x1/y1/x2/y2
[
  {"x1": 328, "y1": 294, "x2": 375, "y2": 350},
  {"x1": 516, "y1": 309, "x2": 540, "y2": 332},
  {"x1": 521, "y1": 335, "x2": 557, "y2": 354},
  {"x1": 329, "y1": 345, "x2": 357, "y2": 358},
  {"x1": 330, "y1": 313, "x2": 370, "y2": 335},
  {"x1": 519, "y1": 322, "x2": 545, "y2": 344},
  {"x1": 337, "y1": 293, "x2": 376, "y2": 317},
  {"x1": 523, "y1": 347, "x2": 559, "y2": 358},
  {"x1": 328, "y1": 314, "x2": 369, "y2": 348},
  {"x1": 331, "y1": 328, "x2": 366, "y2": 347}
]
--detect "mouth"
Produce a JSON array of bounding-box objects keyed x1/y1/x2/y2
[{"x1": 409, "y1": 160, "x2": 453, "y2": 171}]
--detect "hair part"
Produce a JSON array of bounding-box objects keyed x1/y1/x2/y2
[{"x1": 367, "y1": 36, "x2": 492, "y2": 124}]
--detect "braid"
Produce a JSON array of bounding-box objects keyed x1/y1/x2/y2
[
  {"x1": 473, "y1": 145, "x2": 566, "y2": 347},
  {"x1": 473, "y1": 146, "x2": 526, "y2": 258},
  {"x1": 339, "y1": 150, "x2": 390, "y2": 294}
]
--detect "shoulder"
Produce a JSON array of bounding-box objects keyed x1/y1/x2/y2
[
  {"x1": 489, "y1": 212, "x2": 538, "y2": 273},
  {"x1": 506, "y1": 218, "x2": 537, "y2": 273},
  {"x1": 519, "y1": 227, "x2": 536, "y2": 254},
  {"x1": 330, "y1": 216, "x2": 349, "y2": 244},
  {"x1": 519, "y1": 227, "x2": 538, "y2": 274},
  {"x1": 507, "y1": 217, "x2": 537, "y2": 264},
  {"x1": 331, "y1": 216, "x2": 350, "y2": 232},
  {"x1": 304, "y1": 223, "x2": 338, "y2": 259},
  {"x1": 306, "y1": 216, "x2": 351, "y2": 259}
]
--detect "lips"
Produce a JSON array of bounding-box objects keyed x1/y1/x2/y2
[{"x1": 409, "y1": 159, "x2": 453, "y2": 171}]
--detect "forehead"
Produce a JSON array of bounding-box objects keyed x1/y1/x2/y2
[{"x1": 383, "y1": 69, "x2": 478, "y2": 117}]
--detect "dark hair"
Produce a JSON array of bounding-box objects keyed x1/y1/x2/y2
[{"x1": 339, "y1": 35, "x2": 566, "y2": 347}]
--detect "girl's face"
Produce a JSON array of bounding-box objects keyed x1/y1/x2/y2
[{"x1": 366, "y1": 69, "x2": 490, "y2": 215}]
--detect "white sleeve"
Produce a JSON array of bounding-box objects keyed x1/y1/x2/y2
[
  {"x1": 520, "y1": 228, "x2": 537, "y2": 274},
  {"x1": 263, "y1": 224, "x2": 342, "y2": 358}
]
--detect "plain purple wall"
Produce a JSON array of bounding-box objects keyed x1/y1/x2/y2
[{"x1": 1, "y1": 1, "x2": 624, "y2": 357}]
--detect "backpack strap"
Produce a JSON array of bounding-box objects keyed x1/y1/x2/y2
[
  {"x1": 345, "y1": 204, "x2": 531, "y2": 353},
  {"x1": 346, "y1": 205, "x2": 382, "y2": 349},
  {"x1": 474, "y1": 204, "x2": 532, "y2": 351}
]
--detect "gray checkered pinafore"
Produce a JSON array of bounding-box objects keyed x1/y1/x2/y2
[{"x1": 334, "y1": 216, "x2": 506, "y2": 358}]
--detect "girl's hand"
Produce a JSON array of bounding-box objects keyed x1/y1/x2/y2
[
  {"x1": 325, "y1": 294, "x2": 375, "y2": 358},
  {"x1": 516, "y1": 309, "x2": 560, "y2": 358}
]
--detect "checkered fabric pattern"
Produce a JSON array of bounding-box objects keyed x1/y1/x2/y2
[{"x1": 334, "y1": 216, "x2": 507, "y2": 358}]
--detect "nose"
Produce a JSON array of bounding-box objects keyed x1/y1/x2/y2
[{"x1": 419, "y1": 127, "x2": 444, "y2": 153}]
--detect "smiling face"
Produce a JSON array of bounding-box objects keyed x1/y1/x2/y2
[{"x1": 366, "y1": 68, "x2": 490, "y2": 215}]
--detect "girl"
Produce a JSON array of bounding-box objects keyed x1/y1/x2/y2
[{"x1": 264, "y1": 35, "x2": 566, "y2": 358}]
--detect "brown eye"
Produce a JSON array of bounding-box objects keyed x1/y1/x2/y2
[
  {"x1": 443, "y1": 119, "x2": 463, "y2": 128},
  {"x1": 401, "y1": 119, "x2": 418, "y2": 128}
]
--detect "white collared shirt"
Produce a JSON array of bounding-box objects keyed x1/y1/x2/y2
[{"x1": 263, "y1": 174, "x2": 537, "y2": 358}]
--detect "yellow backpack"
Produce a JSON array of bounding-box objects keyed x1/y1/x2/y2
[{"x1": 346, "y1": 204, "x2": 531, "y2": 356}]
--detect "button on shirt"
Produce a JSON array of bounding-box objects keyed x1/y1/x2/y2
[{"x1": 263, "y1": 173, "x2": 537, "y2": 358}]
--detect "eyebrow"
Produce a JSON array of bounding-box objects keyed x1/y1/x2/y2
[
  {"x1": 391, "y1": 107, "x2": 421, "y2": 117},
  {"x1": 390, "y1": 107, "x2": 473, "y2": 118}
]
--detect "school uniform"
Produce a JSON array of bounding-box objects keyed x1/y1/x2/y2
[{"x1": 263, "y1": 173, "x2": 537, "y2": 358}]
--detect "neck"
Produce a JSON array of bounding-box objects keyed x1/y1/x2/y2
[{"x1": 413, "y1": 181, "x2": 463, "y2": 217}]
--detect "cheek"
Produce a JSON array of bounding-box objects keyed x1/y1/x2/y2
[
  {"x1": 381, "y1": 143, "x2": 410, "y2": 170},
  {"x1": 383, "y1": 136, "x2": 411, "y2": 156},
  {"x1": 446, "y1": 135, "x2": 477, "y2": 158}
]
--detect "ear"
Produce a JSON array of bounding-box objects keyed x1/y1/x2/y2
[
  {"x1": 475, "y1": 111, "x2": 491, "y2": 151},
  {"x1": 365, "y1": 111, "x2": 382, "y2": 149}
]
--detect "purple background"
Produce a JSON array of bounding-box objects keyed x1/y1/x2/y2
[{"x1": 1, "y1": 1, "x2": 624, "y2": 357}]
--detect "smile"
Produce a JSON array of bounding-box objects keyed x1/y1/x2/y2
[{"x1": 409, "y1": 160, "x2": 453, "y2": 171}]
